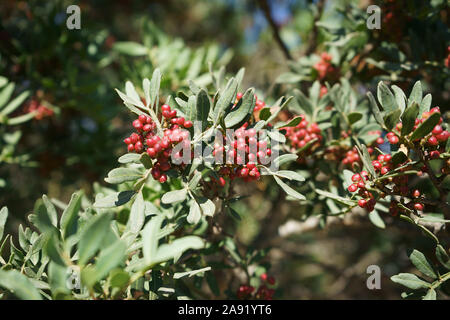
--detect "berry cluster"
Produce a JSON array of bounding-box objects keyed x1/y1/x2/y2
[
  {"x1": 212, "y1": 123, "x2": 273, "y2": 186},
  {"x1": 236, "y1": 274, "x2": 276, "y2": 300},
  {"x1": 313, "y1": 52, "x2": 338, "y2": 81},
  {"x1": 283, "y1": 117, "x2": 323, "y2": 156},
  {"x1": 123, "y1": 105, "x2": 193, "y2": 183},
  {"x1": 347, "y1": 152, "x2": 428, "y2": 214},
  {"x1": 385, "y1": 108, "x2": 448, "y2": 159},
  {"x1": 389, "y1": 189, "x2": 423, "y2": 217},
  {"x1": 25, "y1": 99, "x2": 53, "y2": 120}
]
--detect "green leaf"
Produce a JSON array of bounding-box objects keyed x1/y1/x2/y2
[
  {"x1": 274, "y1": 116, "x2": 302, "y2": 129},
  {"x1": 391, "y1": 273, "x2": 430, "y2": 290},
  {"x1": 275, "y1": 72, "x2": 303, "y2": 84},
  {"x1": 315, "y1": 189, "x2": 356, "y2": 206},
  {"x1": 161, "y1": 189, "x2": 188, "y2": 204},
  {"x1": 0, "y1": 207, "x2": 8, "y2": 241},
  {"x1": 195, "y1": 89, "x2": 210, "y2": 129},
  {"x1": 213, "y1": 78, "x2": 237, "y2": 123},
  {"x1": 78, "y1": 213, "x2": 112, "y2": 265},
  {"x1": 6, "y1": 112, "x2": 36, "y2": 125},
  {"x1": 367, "y1": 92, "x2": 385, "y2": 128},
  {"x1": 384, "y1": 109, "x2": 402, "y2": 131},
  {"x1": 118, "y1": 153, "x2": 141, "y2": 164},
  {"x1": 0, "y1": 91, "x2": 30, "y2": 116},
  {"x1": 0, "y1": 83, "x2": 15, "y2": 109},
  {"x1": 187, "y1": 200, "x2": 202, "y2": 224},
  {"x1": 224, "y1": 88, "x2": 255, "y2": 128},
  {"x1": 391, "y1": 150, "x2": 408, "y2": 166},
  {"x1": 369, "y1": 211, "x2": 385, "y2": 229},
  {"x1": 401, "y1": 103, "x2": 420, "y2": 136},
  {"x1": 60, "y1": 191, "x2": 82, "y2": 239},
  {"x1": 198, "y1": 197, "x2": 215, "y2": 217},
  {"x1": 93, "y1": 190, "x2": 135, "y2": 208},
  {"x1": 409, "y1": 250, "x2": 437, "y2": 279},
  {"x1": 419, "y1": 94, "x2": 432, "y2": 116},
  {"x1": 149, "y1": 68, "x2": 161, "y2": 110},
  {"x1": 273, "y1": 154, "x2": 298, "y2": 167},
  {"x1": 423, "y1": 288, "x2": 436, "y2": 300},
  {"x1": 142, "y1": 215, "x2": 164, "y2": 266},
  {"x1": 42, "y1": 195, "x2": 58, "y2": 228},
  {"x1": 410, "y1": 112, "x2": 441, "y2": 141},
  {"x1": 90, "y1": 240, "x2": 127, "y2": 284},
  {"x1": 48, "y1": 262, "x2": 70, "y2": 296},
  {"x1": 436, "y1": 245, "x2": 450, "y2": 269},
  {"x1": 259, "y1": 107, "x2": 271, "y2": 121},
  {"x1": 104, "y1": 168, "x2": 142, "y2": 184},
  {"x1": 359, "y1": 145, "x2": 376, "y2": 177},
  {"x1": 391, "y1": 85, "x2": 406, "y2": 113},
  {"x1": 271, "y1": 170, "x2": 305, "y2": 182},
  {"x1": 0, "y1": 270, "x2": 42, "y2": 300},
  {"x1": 377, "y1": 82, "x2": 397, "y2": 112},
  {"x1": 273, "y1": 176, "x2": 305, "y2": 200},
  {"x1": 113, "y1": 41, "x2": 148, "y2": 56},
  {"x1": 140, "y1": 153, "x2": 152, "y2": 169},
  {"x1": 292, "y1": 89, "x2": 313, "y2": 117},
  {"x1": 267, "y1": 130, "x2": 286, "y2": 143},
  {"x1": 152, "y1": 236, "x2": 204, "y2": 265},
  {"x1": 126, "y1": 193, "x2": 145, "y2": 234},
  {"x1": 408, "y1": 81, "x2": 422, "y2": 108},
  {"x1": 109, "y1": 269, "x2": 130, "y2": 289},
  {"x1": 347, "y1": 112, "x2": 363, "y2": 125},
  {"x1": 173, "y1": 267, "x2": 211, "y2": 279}
]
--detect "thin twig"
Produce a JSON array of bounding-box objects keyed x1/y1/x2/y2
[
  {"x1": 257, "y1": 0, "x2": 292, "y2": 60},
  {"x1": 304, "y1": 0, "x2": 326, "y2": 56}
]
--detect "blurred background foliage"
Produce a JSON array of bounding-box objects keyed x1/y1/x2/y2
[{"x1": 0, "y1": 0, "x2": 448, "y2": 299}]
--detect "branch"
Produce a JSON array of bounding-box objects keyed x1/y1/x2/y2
[
  {"x1": 304, "y1": 0, "x2": 326, "y2": 55},
  {"x1": 257, "y1": 0, "x2": 292, "y2": 60}
]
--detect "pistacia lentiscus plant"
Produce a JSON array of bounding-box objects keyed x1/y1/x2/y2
[{"x1": 0, "y1": 69, "x2": 305, "y2": 300}]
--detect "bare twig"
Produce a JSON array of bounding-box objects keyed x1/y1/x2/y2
[
  {"x1": 257, "y1": 0, "x2": 292, "y2": 60},
  {"x1": 304, "y1": 0, "x2": 326, "y2": 55}
]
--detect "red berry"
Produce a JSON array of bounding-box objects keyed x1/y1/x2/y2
[
  {"x1": 414, "y1": 203, "x2": 424, "y2": 211},
  {"x1": 124, "y1": 137, "x2": 131, "y2": 144},
  {"x1": 380, "y1": 167, "x2": 389, "y2": 175},
  {"x1": 147, "y1": 148, "x2": 156, "y2": 157},
  {"x1": 357, "y1": 181, "x2": 365, "y2": 189},
  {"x1": 432, "y1": 125, "x2": 443, "y2": 135},
  {"x1": 161, "y1": 104, "x2": 170, "y2": 112},
  {"x1": 436, "y1": 131, "x2": 449, "y2": 142},
  {"x1": 348, "y1": 184, "x2": 358, "y2": 192},
  {"x1": 159, "y1": 174, "x2": 167, "y2": 183},
  {"x1": 127, "y1": 144, "x2": 135, "y2": 152},
  {"x1": 376, "y1": 137, "x2": 384, "y2": 145},
  {"x1": 358, "y1": 199, "x2": 367, "y2": 208},
  {"x1": 388, "y1": 136, "x2": 399, "y2": 144},
  {"x1": 428, "y1": 136, "x2": 438, "y2": 146},
  {"x1": 138, "y1": 115, "x2": 147, "y2": 123},
  {"x1": 352, "y1": 174, "x2": 361, "y2": 182},
  {"x1": 430, "y1": 150, "x2": 440, "y2": 159},
  {"x1": 260, "y1": 273, "x2": 268, "y2": 282},
  {"x1": 184, "y1": 120, "x2": 193, "y2": 128},
  {"x1": 133, "y1": 119, "x2": 142, "y2": 130},
  {"x1": 384, "y1": 154, "x2": 392, "y2": 162},
  {"x1": 413, "y1": 190, "x2": 420, "y2": 198},
  {"x1": 135, "y1": 141, "x2": 143, "y2": 153}
]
